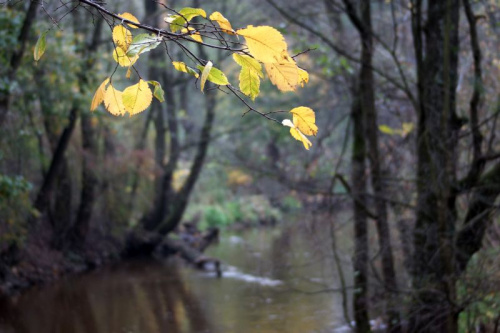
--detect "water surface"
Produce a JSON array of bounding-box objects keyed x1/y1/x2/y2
[{"x1": 0, "y1": 223, "x2": 350, "y2": 333}]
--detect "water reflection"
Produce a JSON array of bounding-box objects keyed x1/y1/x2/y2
[
  {"x1": 0, "y1": 260, "x2": 213, "y2": 333},
  {"x1": 0, "y1": 222, "x2": 349, "y2": 333}
]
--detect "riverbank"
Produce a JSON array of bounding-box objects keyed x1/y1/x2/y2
[
  {"x1": 0, "y1": 224, "x2": 220, "y2": 297},
  {"x1": 0, "y1": 232, "x2": 120, "y2": 296}
]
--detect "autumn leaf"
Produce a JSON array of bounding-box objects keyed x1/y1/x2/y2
[
  {"x1": 282, "y1": 107, "x2": 318, "y2": 150},
  {"x1": 264, "y1": 59, "x2": 299, "y2": 92},
  {"x1": 172, "y1": 168, "x2": 190, "y2": 192},
  {"x1": 233, "y1": 54, "x2": 263, "y2": 100},
  {"x1": 236, "y1": 26, "x2": 287, "y2": 63},
  {"x1": 402, "y1": 122, "x2": 414, "y2": 136},
  {"x1": 168, "y1": 7, "x2": 207, "y2": 32},
  {"x1": 104, "y1": 84, "x2": 126, "y2": 116},
  {"x1": 379, "y1": 122, "x2": 414, "y2": 137},
  {"x1": 172, "y1": 61, "x2": 199, "y2": 78},
  {"x1": 113, "y1": 47, "x2": 138, "y2": 67},
  {"x1": 200, "y1": 61, "x2": 212, "y2": 92},
  {"x1": 118, "y1": 12, "x2": 140, "y2": 29},
  {"x1": 126, "y1": 34, "x2": 161, "y2": 57},
  {"x1": 197, "y1": 63, "x2": 229, "y2": 91},
  {"x1": 181, "y1": 27, "x2": 203, "y2": 43},
  {"x1": 239, "y1": 67, "x2": 260, "y2": 101},
  {"x1": 379, "y1": 125, "x2": 396, "y2": 135},
  {"x1": 282, "y1": 119, "x2": 312, "y2": 150},
  {"x1": 290, "y1": 106, "x2": 318, "y2": 136},
  {"x1": 298, "y1": 68, "x2": 309, "y2": 87},
  {"x1": 122, "y1": 79, "x2": 153, "y2": 115},
  {"x1": 209, "y1": 11, "x2": 234, "y2": 34},
  {"x1": 232, "y1": 54, "x2": 264, "y2": 78},
  {"x1": 34, "y1": 32, "x2": 48, "y2": 62},
  {"x1": 177, "y1": 7, "x2": 207, "y2": 20},
  {"x1": 112, "y1": 25, "x2": 132, "y2": 51},
  {"x1": 90, "y1": 77, "x2": 110, "y2": 111},
  {"x1": 148, "y1": 80, "x2": 165, "y2": 103}
]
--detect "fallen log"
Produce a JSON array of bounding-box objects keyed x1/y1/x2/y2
[{"x1": 155, "y1": 237, "x2": 222, "y2": 277}]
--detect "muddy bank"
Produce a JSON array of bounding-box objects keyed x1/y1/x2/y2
[{"x1": 0, "y1": 225, "x2": 219, "y2": 297}]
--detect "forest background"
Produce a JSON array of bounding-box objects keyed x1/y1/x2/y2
[{"x1": 1, "y1": 0, "x2": 500, "y2": 332}]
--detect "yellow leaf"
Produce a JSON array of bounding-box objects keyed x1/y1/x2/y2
[
  {"x1": 178, "y1": 7, "x2": 207, "y2": 20},
  {"x1": 209, "y1": 11, "x2": 235, "y2": 34},
  {"x1": 122, "y1": 80, "x2": 153, "y2": 115},
  {"x1": 380, "y1": 123, "x2": 414, "y2": 137},
  {"x1": 168, "y1": 8, "x2": 207, "y2": 32},
  {"x1": 118, "y1": 12, "x2": 140, "y2": 29},
  {"x1": 90, "y1": 77, "x2": 110, "y2": 111},
  {"x1": 227, "y1": 169, "x2": 252, "y2": 186},
  {"x1": 104, "y1": 84, "x2": 126, "y2": 116},
  {"x1": 172, "y1": 61, "x2": 199, "y2": 78},
  {"x1": 402, "y1": 122, "x2": 414, "y2": 136},
  {"x1": 379, "y1": 125, "x2": 395, "y2": 135},
  {"x1": 236, "y1": 26, "x2": 288, "y2": 63},
  {"x1": 298, "y1": 68, "x2": 309, "y2": 87},
  {"x1": 113, "y1": 47, "x2": 138, "y2": 67},
  {"x1": 181, "y1": 27, "x2": 203, "y2": 43},
  {"x1": 290, "y1": 106, "x2": 318, "y2": 136},
  {"x1": 232, "y1": 53, "x2": 263, "y2": 78},
  {"x1": 291, "y1": 127, "x2": 312, "y2": 150},
  {"x1": 126, "y1": 67, "x2": 132, "y2": 79},
  {"x1": 173, "y1": 168, "x2": 190, "y2": 192},
  {"x1": 112, "y1": 25, "x2": 132, "y2": 51},
  {"x1": 282, "y1": 119, "x2": 312, "y2": 150},
  {"x1": 200, "y1": 61, "x2": 213, "y2": 92},
  {"x1": 264, "y1": 57, "x2": 299, "y2": 92},
  {"x1": 239, "y1": 67, "x2": 260, "y2": 101}
]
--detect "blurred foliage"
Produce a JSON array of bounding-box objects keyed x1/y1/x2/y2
[
  {"x1": 196, "y1": 195, "x2": 282, "y2": 230},
  {"x1": 458, "y1": 244, "x2": 500, "y2": 332},
  {"x1": 279, "y1": 194, "x2": 302, "y2": 212},
  {"x1": 0, "y1": 7, "x2": 23, "y2": 95},
  {"x1": 0, "y1": 175, "x2": 32, "y2": 246}
]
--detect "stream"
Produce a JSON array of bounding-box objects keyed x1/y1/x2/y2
[{"x1": 0, "y1": 221, "x2": 352, "y2": 333}]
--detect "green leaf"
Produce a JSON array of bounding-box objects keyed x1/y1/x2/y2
[
  {"x1": 148, "y1": 80, "x2": 165, "y2": 102},
  {"x1": 197, "y1": 63, "x2": 229, "y2": 90},
  {"x1": 239, "y1": 67, "x2": 260, "y2": 101},
  {"x1": 167, "y1": 7, "x2": 207, "y2": 32},
  {"x1": 232, "y1": 53, "x2": 263, "y2": 78},
  {"x1": 34, "y1": 31, "x2": 48, "y2": 61},
  {"x1": 126, "y1": 34, "x2": 161, "y2": 57}
]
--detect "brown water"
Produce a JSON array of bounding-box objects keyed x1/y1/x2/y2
[{"x1": 0, "y1": 222, "x2": 352, "y2": 333}]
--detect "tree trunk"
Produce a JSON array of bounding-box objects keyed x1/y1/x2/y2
[
  {"x1": 343, "y1": 0, "x2": 400, "y2": 330},
  {"x1": 68, "y1": 14, "x2": 104, "y2": 250},
  {"x1": 127, "y1": 109, "x2": 154, "y2": 218},
  {"x1": 157, "y1": 85, "x2": 216, "y2": 235},
  {"x1": 140, "y1": 0, "x2": 178, "y2": 231},
  {"x1": 358, "y1": 1, "x2": 401, "y2": 331},
  {"x1": 70, "y1": 112, "x2": 99, "y2": 250},
  {"x1": 155, "y1": 37, "x2": 218, "y2": 235},
  {"x1": 37, "y1": 82, "x2": 73, "y2": 247},
  {"x1": 350, "y1": 81, "x2": 371, "y2": 333},
  {"x1": 409, "y1": 1, "x2": 461, "y2": 331},
  {"x1": 34, "y1": 107, "x2": 79, "y2": 218}
]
